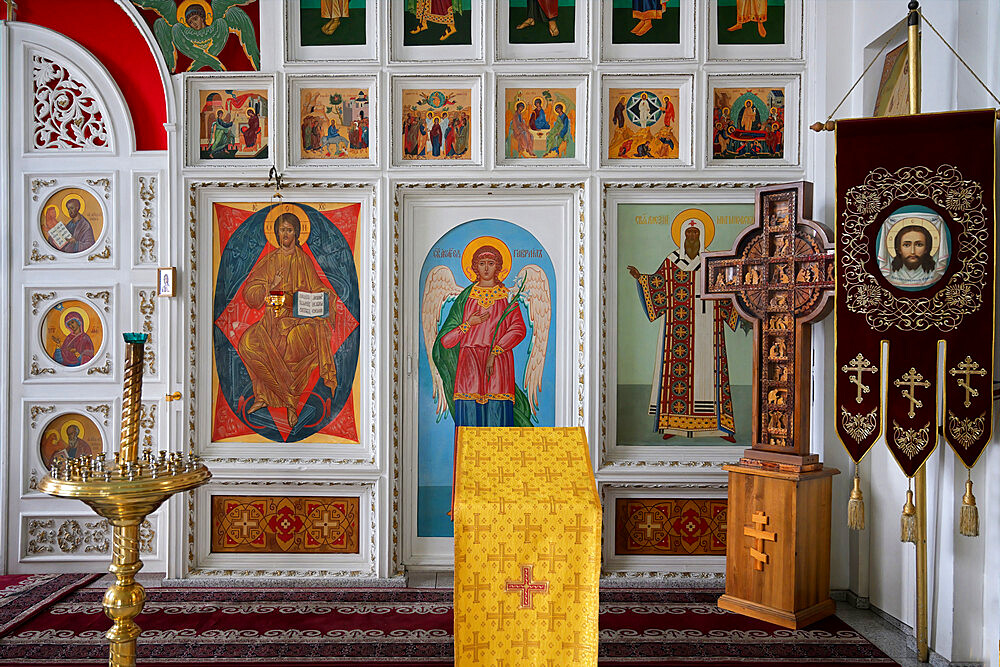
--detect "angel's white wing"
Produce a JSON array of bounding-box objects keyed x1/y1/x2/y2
[
  {"x1": 421, "y1": 266, "x2": 462, "y2": 417},
  {"x1": 514, "y1": 264, "x2": 551, "y2": 414}
]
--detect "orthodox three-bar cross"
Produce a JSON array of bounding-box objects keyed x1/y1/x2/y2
[{"x1": 702, "y1": 182, "x2": 834, "y2": 470}]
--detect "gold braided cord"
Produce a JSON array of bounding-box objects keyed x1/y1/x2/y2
[{"x1": 917, "y1": 9, "x2": 1000, "y2": 107}]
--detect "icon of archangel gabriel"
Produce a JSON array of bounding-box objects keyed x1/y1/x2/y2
[
  {"x1": 420, "y1": 235, "x2": 552, "y2": 440},
  {"x1": 132, "y1": 0, "x2": 261, "y2": 72}
]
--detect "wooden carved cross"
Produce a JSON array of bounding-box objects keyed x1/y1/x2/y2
[
  {"x1": 744, "y1": 510, "x2": 777, "y2": 571},
  {"x1": 702, "y1": 182, "x2": 834, "y2": 464}
]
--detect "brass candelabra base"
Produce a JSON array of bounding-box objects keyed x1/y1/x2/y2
[{"x1": 39, "y1": 463, "x2": 210, "y2": 667}]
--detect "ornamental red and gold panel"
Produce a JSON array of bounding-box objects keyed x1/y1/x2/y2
[
  {"x1": 614, "y1": 497, "x2": 727, "y2": 556},
  {"x1": 211, "y1": 495, "x2": 360, "y2": 554}
]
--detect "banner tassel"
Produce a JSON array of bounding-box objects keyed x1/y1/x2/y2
[
  {"x1": 901, "y1": 484, "x2": 917, "y2": 543},
  {"x1": 959, "y1": 471, "x2": 979, "y2": 537},
  {"x1": 848, "y1": 465, "x2": 865, "y2": 531}
]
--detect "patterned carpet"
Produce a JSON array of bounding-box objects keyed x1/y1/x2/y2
[{"x1": 0, "y1": 582, "x2": 898, "y2": 666}]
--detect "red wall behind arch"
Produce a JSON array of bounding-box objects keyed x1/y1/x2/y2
[{"x1": 14, "y1": 0, "x2": 169, "y2": 151}]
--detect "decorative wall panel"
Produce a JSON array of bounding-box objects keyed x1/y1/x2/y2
[
  {"x1": 211, "y1": 495, "x2": 360, "y2": 554},
  {"x1": 614, "y1": 497, "x2": 727, "y2": 556}
]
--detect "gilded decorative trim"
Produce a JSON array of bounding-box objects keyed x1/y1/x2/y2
[
  {"x1": 25, "y1": 518, "x2": 154, "y2": 556},
  {"x1": 30, "y1": 178, "x2": 56, "y2": 201},
  {"x1": 391, "y1": 187, "x2": 401, "y2": 576},
  {"x1": 30, "y1": 355, "x2": 56, "y2": 376},
  {"x1": 140, "y1": 402, "x2": 157, "y2": 450},
  {"x1": 30, "y1": 243, "x2": 56, "y2": 262},
  {"x1": 84, "y1": 290, "x2": 110, "y2": 310},
  {"x1": 86, "y1": 358, "x2": 111, "y2": 376},
  {"x1": 87, "y1": 246, "x2": 111, "y2": 262},
  {"x1": 138, "y1": 289, "x2": 157, "y2": 375},
  {"x1": 946, "y1": 411, "x2": 985, "y2": 450},
  {"x1": 85, "y1": 403, "x2": 111, "y2": 427},
  {"x1": 85, "y1": 177, "x2": 111, "y2": 199},
  {"x1": 840, "y1": 165, "x2": 989, "y2": 332},
  {"x1": 30, "y1": 291, "x2": 55, "y2": 315},
  {"x1": 841, "y1": 407, "x2": 877, "y2": 443},
  {"x1": 892, "y1": 420, "x2": 930, "y2": 459},
  {"x1": 29, "y1": 405, "x2": 56, "y2": 428},
  {"x1": 28, "y1": 469, "x2": 39, "y2": 491},
  {"x1": 138, "y1": 175, "x2": 157, "y2": 264}
]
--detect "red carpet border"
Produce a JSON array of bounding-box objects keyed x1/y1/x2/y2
[
  {"x1": 0, "y1": 574, "x2": 100, "y2": 636},
  {"x1": 0, "y1": 585, "x2": 898, "y2": 666}
]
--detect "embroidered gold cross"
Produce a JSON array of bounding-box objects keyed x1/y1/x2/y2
[
  {"x1": 505, "y1": 565, "x2": 549, "y2": 610},
  {"x1": 841, "y1": 353, "x2": 878, "y2": 404},
  {"x1": 948, "y1": 356, "x2": 987, "y2": 408},
  {"x1": 744, "y1": 510, "x2": 777, "y2": 571},
  {"x1": 894, "y1": 367, "x2": 931, "y2": 419}
]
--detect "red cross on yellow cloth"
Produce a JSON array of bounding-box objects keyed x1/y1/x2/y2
[{"x1": 453, "y1": 426, "x2": 600, "y2": 666}]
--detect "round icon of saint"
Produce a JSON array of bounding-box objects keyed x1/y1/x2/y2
[
  {"x1": 38, "y1": 187, "x2": 104, "y2": 254},
  {"x1": 39, "y1": 413, "x2": 103, "y2": 468},
  {"x1": 875, "y1": 204, "x2": 952, "y2": 291},
  {"x1": 41, "y1": 299, "x2": 104, "y2": 368}
]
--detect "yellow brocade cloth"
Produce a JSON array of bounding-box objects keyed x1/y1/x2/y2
[{"x1": 453, "y1": 426, "x2": 601, "y2": 666}]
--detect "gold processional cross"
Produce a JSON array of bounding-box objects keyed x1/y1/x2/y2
[
  {"x1": 702, "y1": 182, "x2": 835, "y2": 465},
  {"x1": 948, "y1": 356, "x2": 987, "y2": 408},
  {"x1": 894, "y1": 367, "x2": 931, "y2": 419}
]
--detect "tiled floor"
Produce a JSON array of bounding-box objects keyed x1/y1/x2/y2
[{"x1": 408, "y1": 571, "x2": 951, "y2": 666}]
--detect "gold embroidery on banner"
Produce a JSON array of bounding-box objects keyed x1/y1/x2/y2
[
  {"x1": 892, "y1": 420, "x2": 930, "y2": 459},
  {"x1": 840, "y1": 165, "x2": 989, "y2": 331},
  {"x1": 947, "y1": 411, "x2": 985, "y2": 450},
  {"x1": 948, "y1": 356, "x2": 986, "y2": 407},
  {"x1": 893, "y1": 367, "x2": 930, "y2": 419},
  {"x1": 841, "y1": 353, "x2": 878, "y2": 404},
  {"x1": 841, "y1": 406, "x2": 878, "y2": 443}
]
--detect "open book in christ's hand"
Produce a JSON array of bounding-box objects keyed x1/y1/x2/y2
[{"x1": 292, "y1": 291, "x2": 330, "y2": 318}]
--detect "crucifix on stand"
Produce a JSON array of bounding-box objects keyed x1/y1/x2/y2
[{"x1": 701, "y1": 182, "x2": 841, "y2": 629}]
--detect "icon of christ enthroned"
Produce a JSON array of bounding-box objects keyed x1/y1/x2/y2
[{"x1": 627, "y1": 208, "x2": 745, "y2": 441}]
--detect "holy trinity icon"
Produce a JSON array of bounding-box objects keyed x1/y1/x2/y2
[
  {"x1": 418, "y1": 221, "x2": 555, "y2": 536},
  {"x1": 212, "y1": 201, "x2": 361, "y2": 445}
]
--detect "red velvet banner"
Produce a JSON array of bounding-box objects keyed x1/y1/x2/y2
[{"x1": 835, "y1": 110, "x2": 996, "y2": 477}]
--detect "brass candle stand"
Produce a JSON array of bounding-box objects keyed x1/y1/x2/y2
[{"x1": 38, "y1": 333, "x2": 211, "y2": 667}]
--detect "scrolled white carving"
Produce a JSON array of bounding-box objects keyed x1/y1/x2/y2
[{"x1": 32, "y1": 54, "x2": 110, "y2": 152}]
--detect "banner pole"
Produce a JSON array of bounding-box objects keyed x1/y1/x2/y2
[{"x1": 906, "y1": 1, "x2": 929, "y2": 663}]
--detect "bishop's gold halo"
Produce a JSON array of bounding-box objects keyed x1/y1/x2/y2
[
  {"x1": 671, "y1": 208, "x2": 715, "y2": 249},
  {"x1": 59, "y1": 307, "x2": 90, "y2": 335},
  {"x1": 59, "y1": 193, "x2": 85, "y2": 217},
  {"x1": 885, "y1": 216, "x2": 940, "y2": 258},
  {"x1": 60, "y1": 418, "x2": 86, "y2": 445},
  {"x1": 462, "y1": 236, "x2": 512, "y2": 282},
  {"x1": 177, "y1": 0, "x2": 214, "y2": 27},
  {"x1": 264, "y1": 203, "x2": 311, "y2": 248}
]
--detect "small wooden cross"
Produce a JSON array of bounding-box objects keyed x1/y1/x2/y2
[
  {"x1": 744, "y1": 510, "x2": 777, "y2": 571},
  {"x1": 505, "y1": 565, "x2": 549, "y2": 609},
  {"x1": 841, "y1": 353, "x2": 878, "y2": 404},
  {"x1": 948, "y1": 356, "x2": 987, "y2": 408},
  {"x1": 894, "y1": 367, "x2": 931, "y2": 419},
  {"x1": 702, "y1": 182, "x2": 834, "y2": 459}
]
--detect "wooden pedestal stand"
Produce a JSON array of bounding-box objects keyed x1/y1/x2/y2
[{"x1": 702, "y1": 182, "x2": 839, "y2": 629}]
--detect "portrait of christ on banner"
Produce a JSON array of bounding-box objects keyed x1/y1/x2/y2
[
  {"x1": 212, "y1": 201, "x2": 361, "y2": 445},
  {"x1": 617, "y1": 203, "x2": 755, "y2": 447},
  {"x1": 417, "y1": 219, "x2": 556, "y2": 537},
  {"x1": 875, "y1": 204, "x2": 952, "y2": 292}
]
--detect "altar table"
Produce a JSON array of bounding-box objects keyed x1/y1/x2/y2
[{"x1": 453, "y1": 426, "x2": 600, "y2": 666}]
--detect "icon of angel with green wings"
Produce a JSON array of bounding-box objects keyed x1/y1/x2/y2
[{"x1": 132, "y1": 0, "x2": 260, "y2": 73}]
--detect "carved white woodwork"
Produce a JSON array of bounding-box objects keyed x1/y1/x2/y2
[{"x1": 31, "y1": 54, "x2": 111, "y2": 152}]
